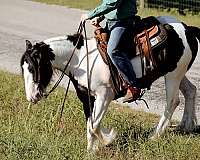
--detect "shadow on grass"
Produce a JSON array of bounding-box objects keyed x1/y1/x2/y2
[
  {"x1": 103, "y1": 124, "x2": 155, "y2": 153},
  {"x1": 172, "y1": 125, "x2": 200, "y2": 135},
  {"x1": 103, "y1": 123, "x2": 200, "y2": 154}
]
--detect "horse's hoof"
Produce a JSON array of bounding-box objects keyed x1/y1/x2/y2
[
  {"x1": 87, "y1": 142, "x2": 99, "y2": 153},
  {"x1": 177, "y1": 119, "x2": 197, "y2": 133},
  {"x1": 100, "y1": 128, "x2": 117, "y2": 146},
  {"x1": 149, "y1": 132, "x2": 161, "y2": 140},
  {"x1": 149, "y1": 135, "x2": 157, "y2": 140}
]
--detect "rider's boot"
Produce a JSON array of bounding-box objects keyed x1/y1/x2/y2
[{"x1": 122, "y1": 86, "x2": 141, "y2": 103}]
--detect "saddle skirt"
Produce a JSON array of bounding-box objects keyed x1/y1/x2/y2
[{"x1": 94, "y1": 16, "x2": 168, "y2": 98}]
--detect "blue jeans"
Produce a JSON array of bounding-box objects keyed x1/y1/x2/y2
[{"x1": 106, "y1": 19, "x2": 138, "y2": 87}]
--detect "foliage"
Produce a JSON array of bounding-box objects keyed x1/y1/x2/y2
[{"x1": 1, "y1": 70, "x2": 200, "y2": 159}]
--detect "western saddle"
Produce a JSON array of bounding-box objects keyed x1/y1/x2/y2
[{"x1": 94, "y1": 16, "x2": 168, "y2": 98}]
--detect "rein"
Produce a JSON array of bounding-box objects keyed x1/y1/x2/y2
[
  {"x1": 44, "y1": 22, "x2": 93, "y2": 127},
  {"x1": 83, "y1": 22, "x2": 93, "y2": 127},
  {"x1": 45, "y1": 23, "x2": 83, "y2": 97}
]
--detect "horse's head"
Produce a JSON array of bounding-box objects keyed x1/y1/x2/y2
[{"x1": 20, "y1": 40, "x2": 55, "y2": 103}]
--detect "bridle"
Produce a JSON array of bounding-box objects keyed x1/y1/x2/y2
[{"x1": 23, "y1": 42, "x2": 55, "y2": 96}]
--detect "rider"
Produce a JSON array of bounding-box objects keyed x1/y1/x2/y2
[{"x1": 81, "y1": 0, "x2": 141, "y2": 102}]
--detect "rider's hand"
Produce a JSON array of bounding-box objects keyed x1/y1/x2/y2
[
  {"x1": 80, "y1": 14, "x2": 89, "y2": 23},
  {"x1": 91, "y1": 17, "x2": 99, "y2": 26}
]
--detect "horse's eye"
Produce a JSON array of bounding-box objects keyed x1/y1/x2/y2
[{"x1": 29, "y1": 67, "x2": 34, "y2": 73}]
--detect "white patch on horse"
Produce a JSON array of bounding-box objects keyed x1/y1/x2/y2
[
  {"x1": 22, "y1": 61, "x2": 39, "y2": 103},
  {"x1": 44, "y1": 36, "x2": 79, "y2": 73}
]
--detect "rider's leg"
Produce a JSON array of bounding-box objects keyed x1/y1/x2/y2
[{"x1": 107, "y1": 25, "x2": 141, "y2": 102}]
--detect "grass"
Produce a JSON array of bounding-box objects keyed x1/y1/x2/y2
[
  {"x1": 32, "y1": 0, "x2": 200, "y2": 26},
  {"x1": 1, "y1": 70, "x2": 200, "y2": 159},
  {"x1": 34, "y1": 0, "x2": 101, "y2": 10},
  {"x1": 2, "y1": 1, "x2": 200, "y2": 159}
]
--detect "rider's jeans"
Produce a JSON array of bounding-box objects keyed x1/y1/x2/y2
[{"x1": 106, "y1": 19, "x2": 138, "y2": 87}]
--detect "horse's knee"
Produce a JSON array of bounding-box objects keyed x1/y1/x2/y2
[
  {"x1": 180, "y1": 78, "x2": 197, "y2": 99},
  {"x1": 186, "y1": 85, "x2": 196, "y2": 99}
]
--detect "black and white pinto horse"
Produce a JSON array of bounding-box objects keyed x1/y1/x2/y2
[{"x1": 21, "y1": 16, "x2": 200, "y2": 151}]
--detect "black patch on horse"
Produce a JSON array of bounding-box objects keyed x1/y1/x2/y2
[
  {"x1": 69, "y1": 73, "x2": 95, "y2": 121},
  {"x1": 184, "y1": 24, "x2": 200, "y2": 70},
  {"x1": 67, "y1": 33, "x2": 84, "y2": 49}
]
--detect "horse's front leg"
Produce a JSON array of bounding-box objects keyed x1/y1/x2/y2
[{"x1": 87, "y1": 87, "x2": 116, "y2": 152}]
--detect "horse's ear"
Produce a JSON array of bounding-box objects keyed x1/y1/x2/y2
[{"x1": 26, "y1": 40, "x2": 32, "y2": 50}]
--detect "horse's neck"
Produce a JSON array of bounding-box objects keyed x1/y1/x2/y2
[{"x1": 44, "y1": 36, "x2": 97, "y2": 75}]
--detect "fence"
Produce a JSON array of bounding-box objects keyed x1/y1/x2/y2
[{"x1": 139, "y1": 0, "x2": 200, "y2": 15}]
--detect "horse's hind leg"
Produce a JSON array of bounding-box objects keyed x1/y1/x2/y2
[
  {"x1": 152, "y1": 73, "x2": 181, "y2": 139},
  {"x1": 178, "y1": 76, "x2": 197, "y2": 132},
  {"x1": 87, "y1": 87, "x2": 116, "y2": 152}
]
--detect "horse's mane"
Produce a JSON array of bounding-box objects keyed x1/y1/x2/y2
[
  {"x1": 67, "y1": 33, "x2": 84, "y2": 49},
  {"x1": 44, "y1": 33, "x2": 84, "y2": 50}
]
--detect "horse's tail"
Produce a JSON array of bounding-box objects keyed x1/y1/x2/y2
[
  {"x1": 187, "y1": 25, "x2": 200, "y2": 41},
  {"x1": 185, "y1": 25, "x2": 200, "y2": 70}
]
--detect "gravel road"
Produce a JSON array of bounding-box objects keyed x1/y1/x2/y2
[{"x1": 0, "y1": 0, "x2": 200, "y2": 123}]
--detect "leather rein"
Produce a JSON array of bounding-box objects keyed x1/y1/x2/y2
[{"x1": 45, "y1": 22, "x2": 93, "y2": 125}]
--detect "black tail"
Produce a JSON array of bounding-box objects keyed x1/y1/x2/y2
[
  {"x1": 187, "y1": 26, "x2": 200, "y2": 41},
  {"x1": 185, "y1": 25, "x2": 200, "y2": 70}
]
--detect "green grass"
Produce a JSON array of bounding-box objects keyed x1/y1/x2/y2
[
  {"x1": 1, "y1": 1, "x2": 200, "y2": 159},
  {"x1": 34, "y1": 0, "x2": 101, "y2": 10},
  {"x1": 1, "y1": 70, "x2": 200, "y2": 159},
  {"x1": 33, "y1": 0, "x2": 200, "y2": 26}
]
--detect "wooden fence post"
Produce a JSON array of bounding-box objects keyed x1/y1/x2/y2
[{"x1": 139, "y1": 0, "x2": 145, "y2": 10}]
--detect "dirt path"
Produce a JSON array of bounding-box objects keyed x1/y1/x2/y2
[
  {"x1": 0, "y1": 0, "x2": 200, "y2": 123},
  {"x1": 0, "y1": 0, "x2": 94, "y2": 73}
]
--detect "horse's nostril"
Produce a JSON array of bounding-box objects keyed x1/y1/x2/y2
[{"x1": 35, "y1": 92, "x2": 41, "y2": 99}]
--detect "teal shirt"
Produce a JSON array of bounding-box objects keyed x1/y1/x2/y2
[{"x1": 87, "y1": 0, "x2": 137, "y2": 21}]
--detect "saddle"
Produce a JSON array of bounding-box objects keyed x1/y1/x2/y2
[{"x1": 94, "y1": 16, "x2": 168, "y2": 98}]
